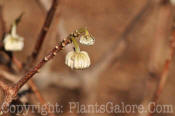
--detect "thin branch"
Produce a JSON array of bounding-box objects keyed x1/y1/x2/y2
[
  {"x1": 0, "y1": 70, "x2": 18, "y2": 82},
  {"x1": 11, "y1": 1, "x2": 60, "y2": 115},
  {"x1": 0, "y1": 5, "x2": 6, "y2": 44},
  {"x1": 148, "y1": 21, "x2": 174, "y2": 116},
  {"x1": 28, "y1": 81, "x2": 45, "y2": 104},
  {"x1": 0, "y1": 59, "x2": 55, "y2": 116},
  {"x1": 14, "y1": 38, "x2": 71, "y2": 92},
  {"x1": 0, "y1": 28, "x2": 80, "y2": 112},
  {"x1": 1, "y1": 1, "x2": 60, "y2": 115},
  {"x1": 78, "y1": 0, "x2": 153, "y2": 109},
  {"x1": 12, "y1": 56, "x2": 23, "y2": 71},
  {"x1": 0, "y1": 6, "x2": 5, "y2": 33},
  {"x1": 0, "y1": 81, "x2": 8, "y2": 91},
  {"x1": 31, "y1": 0, "x2": 59, "y2": 60},
  {"x1": 1, "y1": 26, "x2": 89, "y2": 110},
  {"x1": 34, "y1": 0, "x2": 47, "y2": 13},
  {"x1": 28, "y1": 80, "x2": 56, "y2": 116}
]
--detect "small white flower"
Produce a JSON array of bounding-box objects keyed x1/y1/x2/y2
[
  {"x1": 3, "y1": 24, "x2": 24, "y2": 51},
  {"x1": 79, "y1": 34, "x2": 95, "y2": 45},
  {"x1": 65, "y1": 51, "x2": 91, "y2": 69}
]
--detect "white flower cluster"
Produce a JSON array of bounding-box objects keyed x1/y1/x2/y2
[
  {"x1": 65, "y1": 29, "x2": 95, "y2": 69},
  {"x1": 3, "y1": 24, "x2": 24, "y2": 51}
]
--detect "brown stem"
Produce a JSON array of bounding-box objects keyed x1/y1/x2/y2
[
  {"x1": 0, "y1": 81, "x2": 8, "y2": 90},
  {"x1": 0, "y1": 6, "x2": 5, "y2": 31},
  {"x1": 3, "y1": 1, "x2": 60, "y2": 115},
  {"x1": 0, "y1": 1, "x2": 61, "y2": 115},
  {"x1": 12, "y1": 56, "x2": 23, "y2": 71},
  {"x1": 148, "y1": 30, "x2": 175, "y2": 116},
  {"x1": 0, "y1": 37, "x2": 72, "y2": 113},
  {"x1": 32, "y1": 0, "x2": 59, "y2": 59},
  {"x1": 28, "y1": 81, "x2": 45, "y2": 105},
  {"x1": 28, "y1": 80, "x2": 55, "y2": 116},
  {"x1": 14, "y1": 39, "x2": 70, "y2": 92},
  {"x1": 0, "y1": 5, "x2": 6, "y2": 42},
  {"x1": 148, "y1": 4, "x2": 174, "y2": 116},
  {"x1": 24, "y1": 0, "x2": 59, "y2": 115},
  {"x1": 34, "y1": 0, "x2": 47, "y2": 13}
]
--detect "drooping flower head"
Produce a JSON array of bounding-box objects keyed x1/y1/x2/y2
[
  {"x1": 3, "y1": 24, "x2": 24, "y2": 51},
  {"x1": 65, "y1": 51, "x2": 90, "y2": 69},
  {"x1": 65, "y1": 28, "x2": 95, "y2": 70}
]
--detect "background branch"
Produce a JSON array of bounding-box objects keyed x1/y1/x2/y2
[
  {"x1": 31, "y1": 0, "x2": 59, "y2": 61},
  {"x1": 148, "y1": 12, "x2": 174, "y2": 116}
]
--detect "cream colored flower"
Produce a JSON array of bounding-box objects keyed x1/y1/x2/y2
[
  {"x1": 3, "y1": 24, "x2": 24, "y2": 51},
  {"x1": 65, "y1": 51, "x2": 91, "y2": 69},
  {"x1": 79, "y1": 34, "x2": 95, "y2": 45}
]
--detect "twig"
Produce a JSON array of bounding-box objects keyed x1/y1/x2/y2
[
  {"x1": 27, "y1": 0, "x2": 59, "y2": 115},
  {"x1": 0, "y1": 6, "x2": 5, "y2": 32},
  {"x1": 28, "y1": 80, "x2": 45, "y2": 104},
  {"x1": 31, "y1": 0, "x2": 59, "y2": 60},
  {"x1": 148, "y1": 34, "x2": 175, "y2": 116},
  {"x1": 34, "y1": 0, "x2": 47, "y2": 13},
  {"x1": 0, "y1": 70, "x2": 18, "y2": 82},
  {"x1": 147, "y1": 2, "x2": 173, "y2": 116},
  {"x1": 0, "y1": 63, "x2": 52, "y2": 115},
  {"x1": 2, "y1": 0, "x2": 60, "y2": 115},
  {"x1": 0, "y1": 5, "x2": 6, "y2": 43},
  {"x1": 1, "y1": 28, "x2": 83, "y2": 112},
  {"x1": 12, "y1": 56, "x2": 23, "y2": 71},
  {"x1": 148, "y1": 23, "x2": 175, "y2": 116},
  {"x1": 78, "y1": 0, "x2": 153, "y2": 112},
  {"x1": 14, "y1": 38, "x2": 71, "y2": 92},
  {"x1": 1, "y1": 26, "x2": 90, "y2": 110}
]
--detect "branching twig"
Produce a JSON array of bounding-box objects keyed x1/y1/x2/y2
[
  {"x1": 145, "y1": 2, "x2": 174, "y2": 116},
  {"x1": 1, "y1": 26, "x2": 89, "y2": 110},
  {"x1": 14, "y1": 38, "x2": 71, "y2": 92},
  {"x1": 0, "y1": 28, "x2": 82, "y2": 112},
  {"x1": 78, "y1": 0, "x2": 153, "y2": 111},
  {"x1": 31, "y1": 0, "x2": 59, "y2": 60},
  {"x1": 0, "y1": 1, "x2": 60, "y2": 115},
  {"x1": 148, "y1": 23, "x2": 175, "y2": 116},
  {"x1": 26, "y1": 0, "x2": 59, "y2": 115}
]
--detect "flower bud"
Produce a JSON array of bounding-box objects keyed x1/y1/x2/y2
[{"x1": 79, "y1": 34, "x2": 95, "y2": 45}]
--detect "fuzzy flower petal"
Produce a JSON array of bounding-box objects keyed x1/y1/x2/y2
[
  {"x1": 79, "y1": 34, "x2": 95, "y2": 45},
  {"x1": 3, "y1": 25, "x2": 24, "y2": 51},
  {"x1": 65, "y1": 51, "x2": 90, "y2": 69}
]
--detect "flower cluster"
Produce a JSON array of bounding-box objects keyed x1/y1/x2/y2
[{"x1": 65, "y1": 28, "x2": 95, "y2": 69}]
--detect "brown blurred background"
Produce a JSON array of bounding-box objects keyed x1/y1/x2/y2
[{"x1": 0, "y1": 0, "x2": 175, "y2": 116}]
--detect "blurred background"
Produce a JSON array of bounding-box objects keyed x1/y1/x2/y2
[{"x1": 0, "y1": 0, "x2": 175, "y2": 116}]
